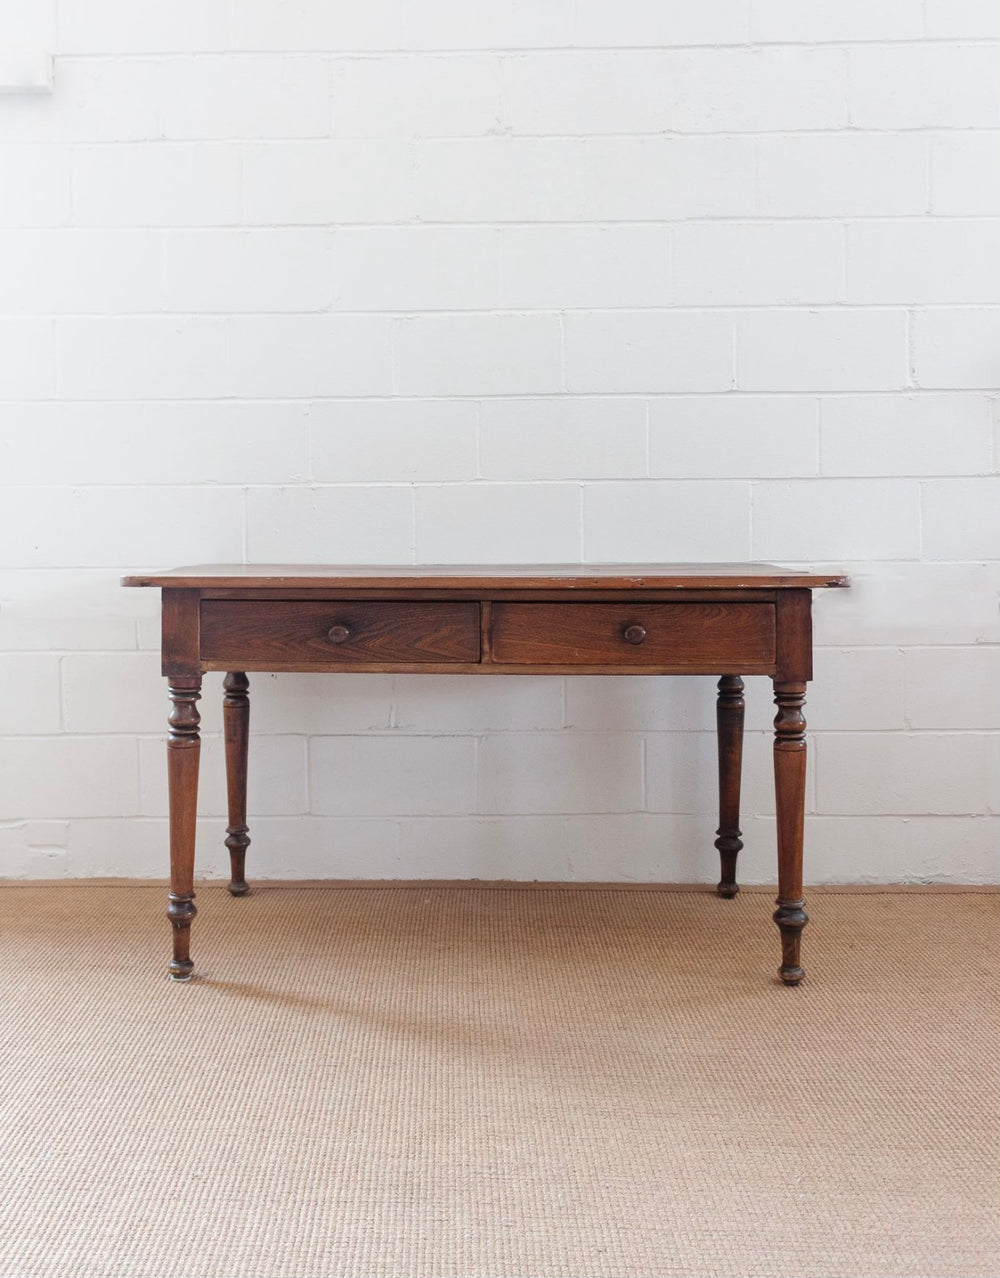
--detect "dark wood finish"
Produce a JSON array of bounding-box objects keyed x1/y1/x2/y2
[
  {"x1": 770, "y1": 587, "x2": 814, "y2": 986},
  {"x1": 480, "y1": 600, "x2": 493, "y2": 662},
  {"x1": 772, "y1": 681, "x2": 809, "y2": 985},
  {"x1": 715, "y1": 675, "x2": 745, "y2": 899},
  {"x1": 223, "y1": 672, "x2": 251, "y2": 897},
  {"x1": 125, "y1": 563, "x2": 850, "y2": 591},
  {"x1": 491, "y1": 602, "x2": 775, "y2": 669},
  {"x1": 166, "y1": 677, "x2": 201, "y2": 982},
  {"x1": 199, "y1": 587, "x2": 784, "y2": 604},
  {"x1": 208, "y1": 660, "x2": 756, "y2": 676},
  {"x1": 775, "y1": 588, "x2": 814, "y2": 682},
  {"x1": 161, "y1": 589, "x2": 200, "y2": 677},
  {"x1": 200, "y1": 600, "x2": 480, "y2": 668},
  {"x1": 123, "y1": 564, "x2": 848, "y2": 985}
]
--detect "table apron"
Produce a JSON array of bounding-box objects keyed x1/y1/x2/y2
[
  {"x1": 199, "y1": 659, "x2": 780, "y2": 676},
  {"x1": 189, "y1": 596, "x2": 779, "y2": 677}
]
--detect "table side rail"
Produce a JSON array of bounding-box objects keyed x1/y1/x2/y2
[
  {"x1": 196, "y1": 587, "x2": 782, "y2": 604},
  {"x1": 199, "y1": 658, "x2": 781, "y2": 675}
]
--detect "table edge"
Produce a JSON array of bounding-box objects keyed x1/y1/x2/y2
[{"x1": 122, "y1": 566, "x2": 851, "y2": 591}]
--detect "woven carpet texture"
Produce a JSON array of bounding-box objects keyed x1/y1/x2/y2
[{"x1": 1, "y1": 883, "x2": 997, "y2": 1278}]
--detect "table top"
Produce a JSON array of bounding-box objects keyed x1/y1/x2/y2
[{"x1": 122, "y1": 563, "x2": 850, "y2": 591}]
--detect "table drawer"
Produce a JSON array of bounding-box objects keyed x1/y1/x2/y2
[
  {"x1": 491, "y1": 602, "x2": 775, "y2": 668},
  {"x1": 200, "y1": 600, "x2": 481, "y2": 666}
]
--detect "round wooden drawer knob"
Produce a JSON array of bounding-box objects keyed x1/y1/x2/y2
[
  {"x1": 623, "y1": 624, "x2": 647, "y2": 645},
  {"x1": 327, "y1": 624, "x2": 351, "y2": 644}
]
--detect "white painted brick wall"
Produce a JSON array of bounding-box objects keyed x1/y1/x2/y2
[
  {"x1": 931, "y1": 134, "x2": 1000, "y2": 215},
  {"x1": 820, "y1": 395, "x2": 993, "y2": 476},
  {"x1": 737, "y1": 310, "x2": 908, "y2": 391},
  {"x1": 415, "y1": 483, "x2": 581, "y2": 563},
  {"x1": 583, "y1": 482, "x2": 751, "y2": 562},
  {"x1": 243, "y1": 140, "x2": 414, "y2": 224},
  {"x1": 757, "y1": 133, "x2": 928, "y2": 217},
  {"x1": 395, "y1": 313, "x2": 562, "y2": 396},
  {"x1": 750, "y1": 0, "x2": 923, "y2": 43},
  {"x1": 246, "y1": 486, "x2": 413, "y2": 563},
  {"x1": 924, "y1": 0, "x2": 1000, "y2": 39},
  {"x1": 848, "y1": 44, "x2": 1000, "y2": 129},
  {"x1": 480, "y1": 398, "x2": 647, "y2": 479},
  {"x1": 0, "y1": 1, "x2": 996, "y2": 886},
  {"x1": 73, "y1": 143, "x2": 241, "y2": 225},
  {"x1": 912, "y1": 308, "x2": 1000, "y2": 389},
  {"x1": 309, "y1": 736, "x2": 476, "y2": 816},
  {"x1": 228, "y1": 315, "x2": 395, "y2": 398},
  {"x1": 564, "y1": 311, "x2": 736, "y2": 392},
  {"x1": 310, "y1": 400, "x2": 479, "y2": 482},
  {"x1": 649, "y1": 396, "x2": 819, "y2": 478}
]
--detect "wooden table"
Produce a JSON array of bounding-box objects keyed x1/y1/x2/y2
[{"x1": 123, "y1": 563, "x2": 848, "y2": 985}]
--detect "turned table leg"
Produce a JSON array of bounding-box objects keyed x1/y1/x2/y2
[
  {"x1": 715, "y1": 674, "x2": 745, "y2": 899},
  {"x1": 223, "y1": 672, "x2": 251, "y2": 896},
  {"x1": 772, "y1": 680, "x2": 808, "y2": 985},
  {"x1": 167, "y1": 677, "x2": 201, "y2": 981}
]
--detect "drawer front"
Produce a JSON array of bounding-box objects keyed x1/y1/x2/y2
[
  {"x1": 491, "y1": 602, "x2": 775, "y2": 668},
  {"x1": 201, "y1": 600, "x2": 481, "y2": 666}
]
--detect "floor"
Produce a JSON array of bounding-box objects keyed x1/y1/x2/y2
[{"x1": 1, "y1": 882, "x2": 996, "y2": 1278}]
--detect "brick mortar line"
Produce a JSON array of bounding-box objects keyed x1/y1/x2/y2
[{"x1": 52, "y1": 41, "x2": 1000, "y2": 58}]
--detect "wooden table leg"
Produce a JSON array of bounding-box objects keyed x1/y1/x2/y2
[
  {"x1": 772, "y1": 680, "x2": 808, "y2": 985},
  {"x1": 167, "y1": 676, "x2": 201, "y2": 981},
  {"x1": 223, "y1": 672, "x2": 251, "y2": 897},
  {"x1": 715, "y1": 674, "x2": 745, "y2": 899}
]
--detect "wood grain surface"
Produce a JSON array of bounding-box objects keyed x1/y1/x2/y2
[
  {"x1": 124, "y1": 562, "x2": 850, "y2": 591},
  {"x1": 200, "y1": 599, "x2": 481, "y2": 666},
  {"x1": 491, "y1": 602, "x2": 776, "y2": 668}
]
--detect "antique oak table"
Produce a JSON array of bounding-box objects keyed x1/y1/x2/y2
[{"x1": 123, "y1": 563, "x2": 848, "y2": 985}]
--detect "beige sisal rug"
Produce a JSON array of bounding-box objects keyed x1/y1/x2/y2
[{"x1": 0, "y1": 883, "x2": 996, "y2": 1278}]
